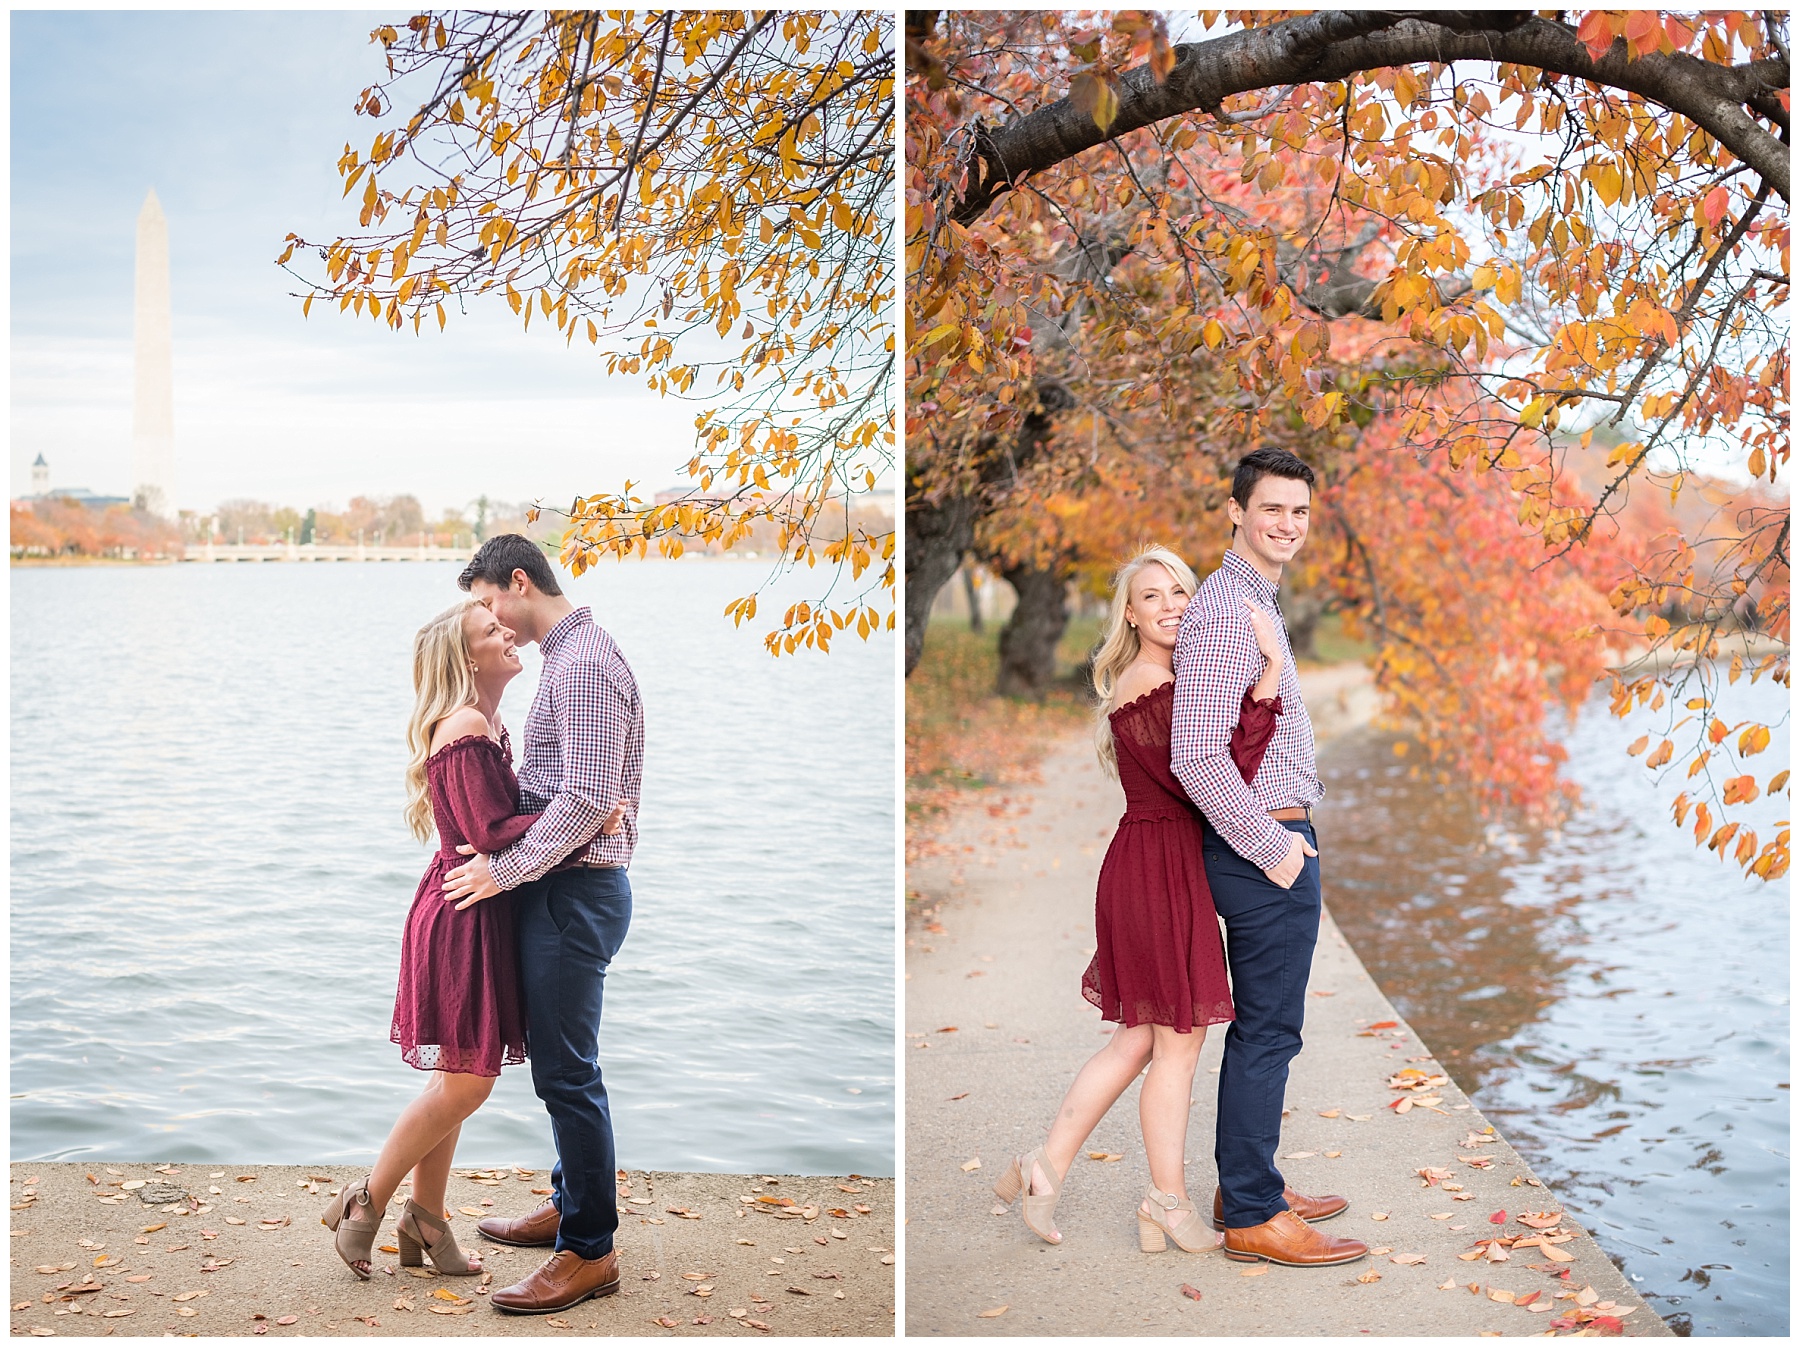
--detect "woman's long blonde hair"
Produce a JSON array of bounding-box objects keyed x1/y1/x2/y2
[
  {"x1": 1091, "y1": 545, "x2": 1199, "y2": 778},
  {"x1": 404, "y1": 599, "x2": 481, "y2": 841}
]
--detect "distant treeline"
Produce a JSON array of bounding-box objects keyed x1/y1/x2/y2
[{"x1": 14, "y1": 489, "x2": 895, "y2": 562}]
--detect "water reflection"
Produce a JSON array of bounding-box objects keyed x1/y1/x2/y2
[{"x1": 1319, "y1": 682, "x2": 1787, "y2": 1338}]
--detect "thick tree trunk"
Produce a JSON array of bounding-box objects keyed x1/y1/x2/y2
[
  {"x1": 903, "y1": 379, "x2": 1077, "y2": 676},
  {"x1": 904, "y1": 490, "x2": 977, "y2": 676},
  {"x1": 949, "y1": 12, "x2": 1788, "y2": 224},
  {"x1": 995, "y1": 563, "x2": 1071, "y2": 699},
  {"x1": 1280, "y1": 577, "x2": 1325, "y2": 663}
]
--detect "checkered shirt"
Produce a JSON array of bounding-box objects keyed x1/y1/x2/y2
[
  {"x1": 1170, "y1": 548, "x2": 1323, "y2": 870},
  {"x1": 488, "y1": 607, "x2": 644, "y2": 886}
]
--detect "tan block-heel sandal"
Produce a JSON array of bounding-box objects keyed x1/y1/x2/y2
[
  {"x1": 322, "y1": 1176, "x2": 380, "y2": 1280},
  {"x1": 993, "y1": 1146, "x2": 1062, "y2": 1244},
  {"x1": 397, "y1": 1197, "x2": 484, "y2": 1275},
  {"x1": 1137, "y1": 1186, "x2": 1218, "y2": 1254}
]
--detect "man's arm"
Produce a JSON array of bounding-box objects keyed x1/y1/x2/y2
[
  {"x1": 445, "y1": 659, "x2": 627, "y2": 906},
  {"x1": 1171, "y1": 596, "x2": 1293, "y2": 871},
  {"x1": 489, "y1": 659, "x2": 627, "y2": 889}
]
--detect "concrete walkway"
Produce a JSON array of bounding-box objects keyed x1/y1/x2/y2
[
  {"x1": 10, "y1": 1166, "x2": 892, "y2": 1337},
  {"x1": 904, "y1": 666, "x2": 1667, "y2": 1337}
]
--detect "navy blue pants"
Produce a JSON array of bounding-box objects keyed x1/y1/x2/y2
[
  {"x1": 516, "y1": 866, "x2": 632, "y2": 1260},
  {"x1": 1201, "y1": 818, "x2": 1321, "y2": 1229}
]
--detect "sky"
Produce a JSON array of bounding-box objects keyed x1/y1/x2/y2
[{"x1": 10, "y1": 10, "x2": 709, "y2": 517}]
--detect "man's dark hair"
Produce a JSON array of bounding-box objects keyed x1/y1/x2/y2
[
  {"x1": 457, "y1": 533, "x2": 563, "y2": 597},
  {"x1": 1231, "y1": 447, "x2": 1317, "y2": 510}
]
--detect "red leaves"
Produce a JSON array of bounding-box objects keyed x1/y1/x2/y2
[
  {"x1": 1489, "y1": 1210, "x2": 1507, "y2": 1225},
  {"x1": 1703, "y1": 184, "x2": 1730, "y2": 228},
  {"x1": 1179, "y1": 1283, "x2": 1203, "y2": 1301}
]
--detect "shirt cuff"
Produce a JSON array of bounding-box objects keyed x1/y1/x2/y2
[{"x1": 487, "y1": 849, "x2": 523, "y2": 892}]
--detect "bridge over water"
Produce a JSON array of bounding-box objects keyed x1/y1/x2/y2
[{"x1": 182, "y1": 542, "x2": 476, "y2": 563}]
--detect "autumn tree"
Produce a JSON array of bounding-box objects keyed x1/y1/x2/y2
[
  {"x1": 285, "y1": 9, "x2": 896, "y2": 654},
  {"x1": 907, "y1": 10, "x2": 1788, "y2": 877}
]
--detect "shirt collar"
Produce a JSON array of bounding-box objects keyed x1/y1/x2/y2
[
  {"x1": 540, "y1": 606, "x2": 592, "y2": 658},
  {"x1": 1221, "y1": 547, "x2": 1280, "y2": 606}
]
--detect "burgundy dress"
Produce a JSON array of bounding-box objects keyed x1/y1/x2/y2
[
  {"x1": 1081, "y1": 682, "x2": 1280, "y2": 1033},
  {"x1": 391, "y1": 731, "x2": 536, "y2": 1076}
]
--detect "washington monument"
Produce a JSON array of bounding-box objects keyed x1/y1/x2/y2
[{"x1": 132, "y1": 188, "x2": 175, "y2": 517}]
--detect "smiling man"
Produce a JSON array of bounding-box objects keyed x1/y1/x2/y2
[{"x1": 1170, "y1": 447, "x2": 1368, "y2": 1269}]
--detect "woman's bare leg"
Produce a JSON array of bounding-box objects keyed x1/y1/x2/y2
[
  {"x1": 359, "y1": 1073, "x2": 495, "y2": 1221},
  {"x1": 1138, "y1": 1024, "x2": 1207, "y2": 1202},
  {"x1": 410, "y1": 1121, "x2": 463, "y2": 1222},
  {"x1": 1027, "y1": 1024, "x2": 1155, "y2": 1240}
]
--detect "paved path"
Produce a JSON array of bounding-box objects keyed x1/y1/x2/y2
[
  {"x1": 10, "y1": 1166, "x2": 892, "y2": 1337},
  {"x1": 904, "y1": 666, "x2": 1667, "y2": 1337}
]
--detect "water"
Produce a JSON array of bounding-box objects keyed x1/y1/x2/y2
[
  {"x1": 11, "y1": 559, "x2": 895, "y2": 1177},
  {"x1": 1320, "y1": 677, "x2": 1788, "y2": 1336}
]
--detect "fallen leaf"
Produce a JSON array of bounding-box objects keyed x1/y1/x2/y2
[
  {"x1": 1391, "y1": 1253, "x2": 1428, "y2": 1265},
  {"x1": 545, "y1": 1316, "x2": 572, "y2": 1329},
  {"x1": 1180, "y1": 1283, "x2": 1203, "y2": 1300},
  {"x1": 1516, "y1": 1211, "x2": 1563, "y2": 1230},
  {"x1": 1325, "y1": 1151, "x2": 1343, "y2": 1159},
  {"x1": 1240, "y1": 1266, "x2": 1269, "y2": 1278},
  {"x1": 948, "y1": 1093, "x2": 969, "y2": 1101},
  {"x1": 427, "y1": 1304, "x2": 476, "y2": 1316},
  {"x1": 392, "y1": 1297, "x2": 414, "y2": 1312},
  {"x1": 959, "y1": 1159, "x2": 981, "y2": 1173},
  {"x1": 1370, "y1": 1212, "x2": 1389, "y2": 1221},
  {"x1": 745, "y1": 1320, "x2": 771, "y2": 1332},
  {"x1": 125, "y1": 1275, "x2": 152, "y2": 1284},
  {"x1": 1281, "y1": 1151, "x2": 1316, "y2": 1160},
  {"x1": 1317, "y1": 1109, "x2": 1341, "y2": 1118},
  {"x1": 653, "y1": 1316, "x2": 682, "y2": 1328},
  {"x1": 1489, "y1": 1288, "x2": 1515, "y2": 1303},
  {"x1": 225, "y1": 1218, "x2": 246, "y2": 1226},
  {"x1": 1357, "y1": 1271, "x2": 1382, "y2": 1284},
  {"x1": 1489, "y1": 1210, "x2": 1507, "y2": 1225},
  {"x1": 276, "y1": 1315, "x2": 299, "y2": 1325},
  {"x1": 1516, "y1": 1291, "x2": 1542, "y2": 1308},
  {"x1": 432, "y1": 1288, "x2": 470, "y2": 1304}
]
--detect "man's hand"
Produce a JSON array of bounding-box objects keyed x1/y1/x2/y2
[
  {"x1": 443, "y1": 846, "x2": 502, "y2": 910},
  {"x1": 1262, "y1": 831, "x2": 1318, "y2": 889}
]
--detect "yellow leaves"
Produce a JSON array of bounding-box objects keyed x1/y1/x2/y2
[
  {"x1": 1070, "y1": 71, "x2": 1120, "y2": 135},
  {"x1": 1626, "y1": 734, "x2": 1649, "y2": 757},
  {"x1": 1644, "y1": 739, "x2": 1674, "y2": 769},
  {"x1": 1686, "y1": 751, "x2": 1711, "y2": 778},
  {"x1": 1706, "y1": 717, "x2": 1728, "y2": 745},
  {"x1": 1769, "y1": 770, "x2": 1791, "y2": 795},
  {"x1": 1643, "y1": 614, "x2": 1670, "y2": 640},
  {"x1": 1737, "y1": 723, "x2": 1772, "y2": 756}
]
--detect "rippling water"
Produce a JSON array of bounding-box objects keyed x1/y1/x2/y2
[
  {"x1": 1321, "y1": 676, "x2": 1788, "y2": 1337},
  {"x1": 11, "y1": 560, "x2": 894, "y2": 1177}
]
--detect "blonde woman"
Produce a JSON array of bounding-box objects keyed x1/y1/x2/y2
[
  {"x1": 994, "y1": 545, "x2": 1285, "y2": 1253},
  {"x1": 323, "y1": 599, "x2": 623, "y2": 1281}
]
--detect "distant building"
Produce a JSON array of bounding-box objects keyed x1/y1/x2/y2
[{"x1": 15, "y1": 454, "x2": 130, "y2": 509}]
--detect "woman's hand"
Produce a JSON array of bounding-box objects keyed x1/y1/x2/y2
[{"x1": 1244, "y1": 599, "x2": 1283, "y2": 663}]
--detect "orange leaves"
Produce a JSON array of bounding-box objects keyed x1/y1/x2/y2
[
  {"x1": 1643, "y1": 739, "x2": 1673, "y2": 769},
  {"x1": 1721, "y1": 775, "x2": 1759, "y2": 806}
]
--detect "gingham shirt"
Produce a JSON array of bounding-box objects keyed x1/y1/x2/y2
[
  {"x1": 1170, "y1": 548, "x2": 1323, "y2": 870},
  {"x1": 488, "y1": 607, "x2": 643, "y2": 887}
]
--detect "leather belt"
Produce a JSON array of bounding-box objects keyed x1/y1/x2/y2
[{"x1": 1268, "y1": 806, "x2": 1313, "y2": 822}]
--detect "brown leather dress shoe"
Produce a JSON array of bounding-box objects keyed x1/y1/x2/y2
[
  {"x1": 1221, "y1": 1209, "x2": 1368, "y2": 1267},
  {"x1": 1210, "y1": 1185, "x2": 1349, "y2": 1229},
  {"x1": 489, "y1": 1249, "x2": 620, "y2": 1314},
  {"x1": 478, "y1": 1199, "x2": 560, "y2": 1248}
]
